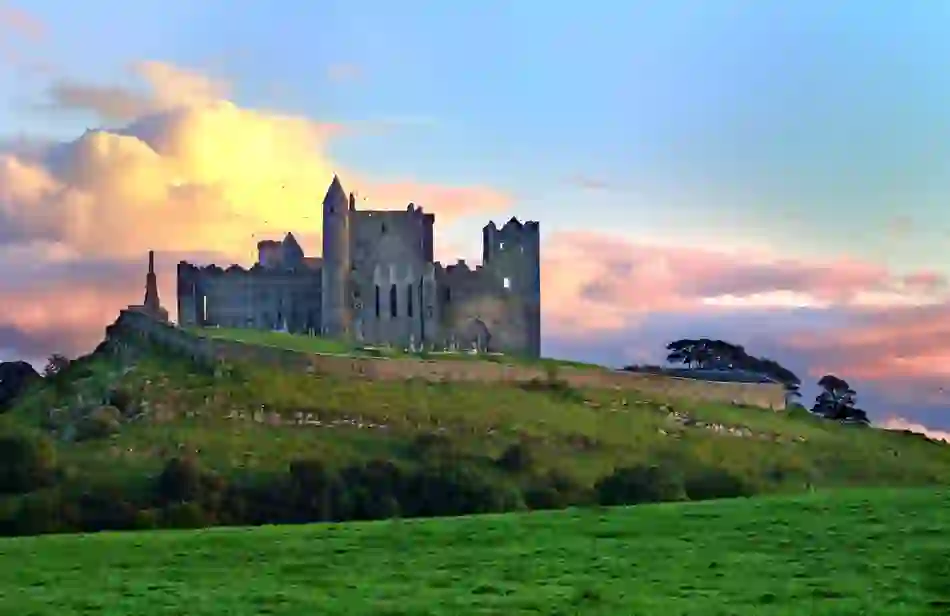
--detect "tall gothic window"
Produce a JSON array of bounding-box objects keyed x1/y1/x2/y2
[
  {"x1": 390, "y1": 284, "x2": 398, "y2": 318},
  {"x1": 375, "y1": 285, "x2": 380, "y2": 318},
  {"x1": 407, "y1": 284, "x2": 414, "y2": 317}
]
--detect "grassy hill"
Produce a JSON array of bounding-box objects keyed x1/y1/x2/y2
[
  {"x1": 0, "y1": 334, "x2": 945, "y2": 537},
  {"x1": 1, "y1": 487, "x2": 949, "y2": 615},
  {"x1": 6, "y1": 344, "x2": 950, "y2": 486}
]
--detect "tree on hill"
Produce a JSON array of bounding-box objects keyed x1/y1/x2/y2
[
  {"x1": 42, "y1": 354, "x2": 70, "y2": 378},
  {"x1": 663, "y1": 338, "x2": 801, "y2": 398},
  {"x1": 811, "y1": 374, "x2": 869, "y2": 424},
  {"x1": 666, "y1": 338, "x2": 747, "y2": 369},
  {"x1": 745, "y1": 356, "x2": 802, "y2": 400}
]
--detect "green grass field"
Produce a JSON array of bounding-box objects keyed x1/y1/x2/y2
[{"x1": 1, "y1": 487, "x2": 948, "y2": 615}]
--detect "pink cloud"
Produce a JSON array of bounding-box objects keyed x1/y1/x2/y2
[
  {"x1": 788, "y1": 303, "x2": 950, "y2": 397},
  {"x1": 541, "y1": 231, "x2": 940, "y2": 336},
  {"x1": 0, "y1": 5, "x2": 45, "y2": 42}
]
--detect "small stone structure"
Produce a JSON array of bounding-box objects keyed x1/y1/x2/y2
[
  {"x1": 107, "y1": 310, "x2": 788, "y2": 410},
  {"x1": 177, "y1": 175, "x2": 541, "y2": 357}
]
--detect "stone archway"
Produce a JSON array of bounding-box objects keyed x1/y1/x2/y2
[{"x1": 457, "y1": 317, "x2": 491, "y2": 352}]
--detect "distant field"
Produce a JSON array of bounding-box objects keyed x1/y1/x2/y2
[
  {"x1": 2, "y1": 488, "x2": 949, "y2": 615},
  {"x1": 187, "y1": 325, "x2": 600, "y2": 369}
]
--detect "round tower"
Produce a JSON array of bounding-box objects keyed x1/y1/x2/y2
[{"x1": 321, "y1": 175, "x2": 353, "y2": 337}]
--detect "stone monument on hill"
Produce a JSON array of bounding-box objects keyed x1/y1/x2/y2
[{"x1": 128, "y1": 250, "x2": 169, "y2": 322}]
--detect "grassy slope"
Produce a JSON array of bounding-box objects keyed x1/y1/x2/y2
[
  {"x1": 8, "y1": 348, "x2": 950, "y2": 493},
  {"x1": 2, "y1": 488, "x2": 949, "y2": 615},
  {"x1": 187, "y1": 326, "x2": 601, "y2": 369}
]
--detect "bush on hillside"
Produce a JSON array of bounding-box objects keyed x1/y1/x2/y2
[
  {"x1": 106, "y1": 387, "x2": 138, "y2": 416},
  {"x1": 596, "y1": 464, "x2": 686, "y2": 506},
  {"x1": 402, "y1": 460, "x2": 524, "y2": 517},
  {"x1": 496, "y1": 441, "x2": 536, "y2": 473},
  {"x1": 288, "y1": 458, "x2": 348, "y2": 522},
  {"x1": 157, "y1": 456, "x2": 224, "y2": 504},
  {"x1": 683, "y1": 467, "x2": 754, "y2": 501},
  {"x1": 523, "y1": 470, "x2": 593, "y2": 510},
  {"x1": 163, "y1": 502, "x2": 210, "y2": 529},
  {"x1": 0, "y1": 430, "x2": 57, "y2": 494}
]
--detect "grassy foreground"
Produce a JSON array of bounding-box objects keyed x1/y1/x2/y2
[{"x1": 1, "y1": 488, "x2": 949, "y2": 615}]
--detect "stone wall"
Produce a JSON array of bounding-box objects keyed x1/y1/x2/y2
[{"x1": 108, "y1": 310, "x2": 787, "y2": 410}]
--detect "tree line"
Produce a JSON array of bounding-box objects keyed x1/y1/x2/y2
[
  {"x1": 0, "y1": 428, "x2": 756, "y2": 537},
  {"x1": 625, "y1": 338, "x2": 869, "y2": 424}
]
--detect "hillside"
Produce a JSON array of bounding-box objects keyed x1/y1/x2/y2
[
  {"x1": 1, "y1": 325, "x2": 948, "y2": 536},
  {"x1": 2, "y1": 488, "x2": 949, "y2": 615}
]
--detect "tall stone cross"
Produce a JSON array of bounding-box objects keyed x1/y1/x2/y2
[{"x1": 143, "y1": 250, "x2": 161, "y2": 311}]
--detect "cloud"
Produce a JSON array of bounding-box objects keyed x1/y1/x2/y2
[
  {"x1": 0, "y1": 4, "x2": 45, "y2": 42},
  {"x1": 538, "y1": 231, "x2": 950, "y2": 435},
  {"x1": 0, "y1": 59, "x2": 515, "y2": 364},
  {"x1": 1, "y1": 61, "x2": 511, "y2": 264},
  {"x1": 540, "y1": 230, "x2": 945, "y2": 336},
  {"x1": 878, "y1": 416, "x2": 950, "y2": 443},
  {"x1": 787, "y1": 303, "x2": 950, "y2": 403}
]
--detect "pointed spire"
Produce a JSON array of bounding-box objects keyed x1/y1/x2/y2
[
  {"x1": 143, "y1": 250, "x2": 161, "y2": 312},
  {"x1": 323, "y1": 174, "x2": 346, "y2": 206}
]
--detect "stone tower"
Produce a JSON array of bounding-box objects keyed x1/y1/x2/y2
[
  {"x1": 320, "y1": 175, "x2": 353, "y2": 337},
  {"x1": 482, "y1": 218, "x2": 541, "y2": 357}
]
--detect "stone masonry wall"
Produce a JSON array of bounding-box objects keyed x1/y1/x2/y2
[{"x1": 108, "y1": 310, "x2": 787, "y2": 410}]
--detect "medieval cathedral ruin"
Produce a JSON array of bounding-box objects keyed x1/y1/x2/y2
[{"x1": 176, "y1": 176, "x2": 541, "y2": 357}]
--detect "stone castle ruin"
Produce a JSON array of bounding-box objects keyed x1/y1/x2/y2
[{"x1": 177, "y1": 176, "x2": 542, "y2": 357}]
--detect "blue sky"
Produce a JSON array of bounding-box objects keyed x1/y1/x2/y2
[
  {"x1": 4, "y1": 0, "x2": 949, "y2": 267},
  {"x1": 3, "y1": 0, "x2": 950, "y2": 430}
]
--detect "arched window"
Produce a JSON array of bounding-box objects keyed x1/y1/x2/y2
[
  {"x1": 375, "y1": 285, "x2": 380, "y2": 318},
  {"x1": 390, "y1": 284, "x2": 398, "y2": 318},
  {"x1": 407, "y1": 283, "x2": 414, "y2": 317}
]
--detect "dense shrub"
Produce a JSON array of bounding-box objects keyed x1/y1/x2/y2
[
  {"x1": 288, "y1": 458, "x2": 348, "y2": 522},
  {"x1": 106, "y1": 387, "x2": 137, "y2": 416},
  {"x1": 156, "y1": 456, "x2": 218, "y2": 503},
  {"x1": 496, "y1": 441, "x2": 536, "y2": 473},
  {"x1": 401, "y1": 460, "x2": 523, "y2": 517},
  {"x1": 0, "y1": 430, "x2": 57, "y2": 494},
  {"x1": 163, "y1": 502, "x2": 209, "y2": 529},
  {"x1": 596, "y1": 464, "x2": 686, "y2": 506},
  {"x1": 523, "y1": 470, "x2": 592, "y2": 510},
  {"x1": 683, "y1": 468, "x2": 754, "y2": 501}
]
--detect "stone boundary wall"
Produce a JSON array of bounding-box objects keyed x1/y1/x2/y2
[{"x1": 107, "y1": 310, "x2": 787, "y2": 410}]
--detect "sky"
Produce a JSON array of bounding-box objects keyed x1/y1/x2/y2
[{"x1": 1, "y1": 0, "x2": 949, "y2": 439}]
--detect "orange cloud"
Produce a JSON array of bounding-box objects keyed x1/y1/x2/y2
[{"x1": 1, "y1": 61, "x2": 512, "y2": 265}]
